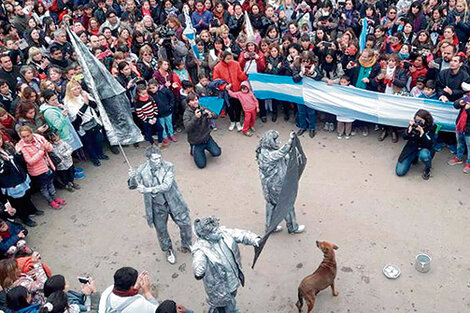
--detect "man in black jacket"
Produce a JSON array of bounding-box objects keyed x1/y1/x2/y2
[
  {"x1": 0, "y1": 54, "x2": 20, "y2": 93},
  {"x1": 436, "y1": 55, "x2": 470, "y2": 103},
  {"x1": 183, "y1": 93, "x2": 221, "y2": 169}
]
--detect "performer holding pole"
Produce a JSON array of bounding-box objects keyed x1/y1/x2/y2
[{"x1": 128, "y1": 146, "x2": 192, "y2": 264}]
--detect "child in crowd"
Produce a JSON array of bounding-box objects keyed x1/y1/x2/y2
[
  {"x1": 418, "y1": 80, "x2": 438, "y2": 100},
  {"x1": 195, "y1": 74, "x2": 211, "y2": 96},
  {"x1": 336, "y1": 75, "x2": 355, "y2": 139},
  {"x1": 148, "y1": 79, "x2": 177, "y2": 146},
  {"x1": 47, "y1": 132, "x2": 80, "y2": 192},
  {"x1": 227, "y1": 81, "x2": 259, "y2": 137},
  {"x1": 410, "y1": 76, "x2": 426, "y2": 97},
  {"x1": 134, "y1": 83, "x2": 164, "y2": 147}
]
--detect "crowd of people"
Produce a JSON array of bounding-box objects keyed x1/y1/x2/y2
[{"x1": 0, "y1": 0, "x2": 469, "y2": 311}]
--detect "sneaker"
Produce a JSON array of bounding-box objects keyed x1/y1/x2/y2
[
  {"x1": 236, "y1": 122, "x2": 243, "y2": 131},
  {"x1": 362, "y1": 127, "x2": 369, "y2": 137},
  {"x1": 133, "y1": 143, "x2": 140, "y2": 148},
  {"x1": 75, "y1": 167, "x2": 85, "y2": 173},
  {"x1": 22, "y1": 218, "x2": 37, "y2": 227},
  {"x1": 65, "y1": 183, "x2": 75, "y2": 192},
  {"x1": 212, "y1": 127, "x2": 217, "y2": 131},
  {"x1": 374, "y1": 124, "x2": 381, "y2": 131},
  {"x1": 72, "y1": 182, "x2": 81, "y2": 189},
  {"x1": 351, "y1": 129, "x2": 356, "y2": 136},
  {"x1": 49, "y1": 200, "x2": 62, "y2": 210},
  {"x1": 422, "y1": 167, "x2": 431, "y2": 180},
  {"x1": 243, "y1": 130, "x2": 253, "y2": 137},
  {"x1": 289, "y1": 224, "x2": 305, "y2": 234},
  {"x1": 74, "y1": 172, "x2": 86, "y2": 179},
  {"x1": 345, "y1": 134, "x2": 351, "y2": 140},
  {"x1": 162, "y1": 138, "x2": 170, "y2": 147},
  {"x1": 176, "y1": 127, "x2": 183, "y2": 133},
  {"x1": 92, "y1": 159, "x2": 101, "y2": 167},
  {"x1": 297, "y1": 128, "x2": 307, "y2": 136},
  {"x1": 328, "y1": 122, "x2": 335, "y2": 132},
  {"x1": 337, "y1": 133, "x2": 343, "y2": 140},
  {"x1": 228, "y1": 122, "x2": 236, "y2": 131},
  {"x1": 448, "y1": 157, "x2": 464, "y2": 166},
  {"x1": 273, "y1": 225, "x2": 283, "y2": 233},
  {"x1": 54, "y1": 198, "x2": 66, "y2": 205},
  {"x1": 309, "y1": 129, "x2": 316, "y2": 138},
  {"x1": 170, "y1": 135, "x2": 178, "y2": 142},
  {"x1": 250, "y1": 127, "x2": 256, "y2": 132},
  {"x1": 31, "y1": 210, "x2": 44, "y2": 216},
  {"x1": 98, "y1": 154, "x2": 109, "y2": 160},
  {"x1": 109, "y1": 146, "x2": 120, "y2": 154},
  {"x1": 166, "y1": 249, "x2": 176, "y2": 264},
  {"x1": 464, "y1": 163, "x2": 470, "y2": 174},
  {"x1": 323, "y1": 123, "x2": 329, "y2": 131},
  {"x1": 260, "y1": 116, "x2": 267, "y2": 123}
]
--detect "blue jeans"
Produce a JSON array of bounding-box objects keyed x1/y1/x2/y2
[
  {"x1": 143, "y1": 121, "x2": 163, "y2": 144},
  {"x1": 456, "y1": 132, "x2": 470, "y2": 163},
  {"x1": 81, "y1": 129, "x2": 104, "y2": 162},
  {"x1": 191, "y1": 136, "x2": 221, "y2": 169},
  {"x1": 396, "y1": 149, "x2": 432, "y2": 176},
  {"x1": 297, "y1": 103, "x2": 316, "y2": 130},
  {"x1": 158, "y1": 115, "x2": 174, "y2": 139}
]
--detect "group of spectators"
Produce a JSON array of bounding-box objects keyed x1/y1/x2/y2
[{"x1": 0, "y1": 0, "x2": 468, "y2": 310}]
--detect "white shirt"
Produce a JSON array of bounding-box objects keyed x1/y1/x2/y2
[{"x1": 98, "y1": 285, "x2": 159, "y2": 313}]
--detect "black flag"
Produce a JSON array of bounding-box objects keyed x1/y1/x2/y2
[{"x1": 252, "y1": 135, "x2": 307, "y2": 268}]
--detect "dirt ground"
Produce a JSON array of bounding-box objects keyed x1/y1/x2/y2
[{"x1": 27, "y1": 118, "x2": 470, "y2": 313}]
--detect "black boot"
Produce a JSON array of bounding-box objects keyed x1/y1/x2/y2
[
  {"x1": 378, "y1": 129, "x2": 387, "y2": 141},
  {"x1": 272, "y1": 113, "x2": 277, "y2": 122},
  {"x1": 422, "y1": 167, "x2": 431, "y2": 180}
]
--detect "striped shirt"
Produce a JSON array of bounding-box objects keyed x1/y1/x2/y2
[{"x1": 134, "y1": 97, "x2": 158, "y2": 122}]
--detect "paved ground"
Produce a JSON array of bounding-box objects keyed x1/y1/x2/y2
[{"x1": 27, "y1": 118, "x2": 470, "y2": 312}]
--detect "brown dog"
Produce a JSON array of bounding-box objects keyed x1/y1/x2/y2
[{"x1": 295, "y1": 241, "x2": 339, "y2": 312}]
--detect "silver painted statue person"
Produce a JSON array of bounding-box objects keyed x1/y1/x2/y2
[
  {"x1": 256, "y1": 130, "x2": 305, "y2": 234},
  {"x1": 192, "y1": 216, "x2": 261, "y2": 313},
  {"x1": 128, "y1": 146, "x2": 192, "y2": 264}
]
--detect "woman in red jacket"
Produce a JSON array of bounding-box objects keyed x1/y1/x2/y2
[{"x1": 213, "y1": 51, "x2": 248, "y2": 131}]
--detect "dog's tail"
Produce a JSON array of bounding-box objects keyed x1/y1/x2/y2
[{"x1": 296, "y1": 287, "x2": 304, "y2": 312}]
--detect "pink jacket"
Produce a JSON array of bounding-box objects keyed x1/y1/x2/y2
[
  {"x1": 16, "y1": 134, "x2": 55, "y2": 176},
  {"x1": 227, "y1": 81, "x2": 259, "y2": 112}
]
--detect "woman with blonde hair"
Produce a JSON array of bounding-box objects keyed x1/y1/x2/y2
[
  {"x1": 64, "y1": 80, "x2": 108, "y2": 167},
  {"x1": 27, "y1": 47, "x2": 49, "y2": 79}
]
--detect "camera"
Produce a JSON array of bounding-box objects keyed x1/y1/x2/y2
[
  {"x1": 156, "y1": 25, "x2": 176, "y2": 47},
  {"x1": 77, "y1": 276, "x2": 90, "y2": 284},
  {"x1": 197, "y1": 106, "x2": 209, "y2": 116},
  {"x1": 410, "y1": 119, "x2": 425, "y2": 136},
  {"x1": 248, "y1": 52, "x2": 256, "y2": 58}
]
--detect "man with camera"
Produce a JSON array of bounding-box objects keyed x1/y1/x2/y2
[
  {"x1": 183, "y1": 93, "x2": 221, "y2": 169},
  {"x1": 396, "y1": 109, "x2": 436, "y2": 180}
]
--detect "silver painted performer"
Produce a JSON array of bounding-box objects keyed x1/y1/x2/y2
[
  {"x1": 256, "y1": 130, "x2": 305, "y2": 234},
  {"x1": 128, "y1": 146, "x2": 192, "y2": 264},
  {"x1": 192, "y1": 216, "x2": 261, "y2": 313}
]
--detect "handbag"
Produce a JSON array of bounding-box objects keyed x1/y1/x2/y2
[
  {"x1": 48, "y1": 151, "x2": 62, "y2": 167},
  {"x1": 78, "y1": 107, "x2": 101, "y2": 132}
]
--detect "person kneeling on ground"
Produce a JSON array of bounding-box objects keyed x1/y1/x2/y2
[
  {"x1": 396, "y1": 109, "x2": 436, "y2": 180},
  {"x1": 98, "y1": 267, "x2": 158, "y2": 313},
  {"x1": 183, "y1": 93, "x2": 221, "y2": 169}
]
